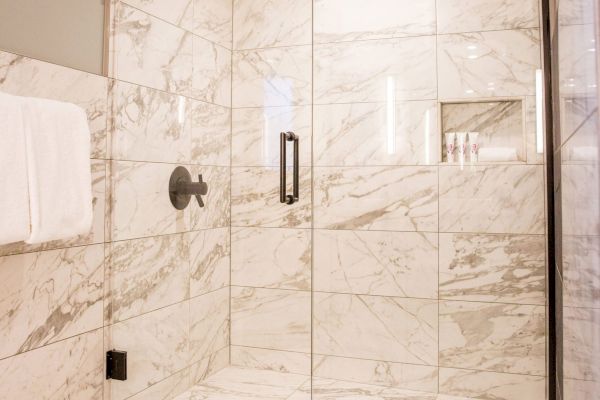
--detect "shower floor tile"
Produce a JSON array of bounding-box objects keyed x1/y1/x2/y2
[{"x1": 173, "y1": 367, "x2": 476, "y2": 400}]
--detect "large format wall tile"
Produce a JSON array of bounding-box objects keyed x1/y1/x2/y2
[
  {"x1": 439, "y1": 165, "x2": 545, "y2": 234},
  {"x1": 190, "y1": 0, "x2": 233, "y2": 48},
  {"x1": 233, "y1": 0, "x2": 312, "y2": 50},
  {"x1": 190, "y1": 288, "x2": 229, "y2": 364},
  {"x1": 231, "y1": 345, "x2": 311, "y2": 375},
  {"x1": 106, "y1": 233, "x2": 189, "y2": 323},
  {"x1": 111, "y1": 3, "x2": 193, "y2": 95},
  {"x1": 312, "y1": 354, "x2": 438, "y2": 393},
  {"x1": 314, "y1": 0, "x2": 435, "y2": 43},
  {"x1": 314, "y1": 166, "x2": 438, "y2": 232},
  {"x1": 438, "y1": 29, "x2": 540, "y2": 99},
  {"x1": 190, "y1": 100, "x2": 231, "y2": 166},
  {"x1": 127, "y1": 367, "x2": 190, "y2": 400},
  {"x1": 232, "y1": 106, "x2": 312, "y2": 167},
  {"x1": 0, "y1": 51, "x2": 108, "y2": 159},
  {"x1": 313, "y1": 293, "x2": 438, "y2": 366},
  {"x1": 111, "y1": 161, "x2": 189, "y2": 241},
  {"x1": 313, "y1": 230, "x2": 438, "y2": 298},
  {"x1": 439, "y1": 233, "x2": 546, "y2": 305},
  {"x1": 314, "y1": 36, "x2": 437, "y2": 104},
  {"x1": 189, "y1": 345, "x2": 230, "y2": 385},
  {"x1": 192, "y1": 36, "x2": 231, "y2": 107},
  {"x1": 437, "y1": 0, "x2": 539, "y2": 34},
  {"x1": 189, "y1": 228, "x2": 230, "y2": 298},
  {"x1": 121, "y1": 0, "x2": 194, "y2": 29},
  {"x1": 562, "y1": 235, "x2": 600, "y2": 308},
  {"x1": 439, "y1": 301, "x2": 546, "y2": 375},
  {"x1": 108, "y1": 302, "x2": 190, "y2": 400},
  {"x1": 232, "y1": 227, "x2": 311, "y2": 290},
  {"x1": 0, "y1": 329, "x2": 103, "y2": 400},
  {"x1": 0, "y1": 245, "x2": 103, "y2": 359},
  {"x1": 111, "y1": 80, "x2": 191, "y2": 163},
  {"x1": 190, "y1": 166, "x2": 231, "y2": 229},
  {"x1": 439, "y1": 367, "x2": 545, "y2": 400},
  {"x1": 563, "y1": 306, "x2": 600, "y2": 381},
  {"x1": 314, "y1": 101, "x2": 438, "y2": 166},
  {"x1": 231, "y1": 287, "x2": 311, "y2": 353},
  {"x1": 233, "y1": 45, "x2": 312, "y2": 107},
  {"x1": 231, "y1": 167, "x2": 312, "y2": 228},
  {"x1": 562, "y1": 163, "x2": 600, "y2": 236}
]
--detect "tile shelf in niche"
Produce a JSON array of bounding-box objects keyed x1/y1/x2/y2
[{"x1": 440, "y1": 98, "x2": 527, "y2": 164}]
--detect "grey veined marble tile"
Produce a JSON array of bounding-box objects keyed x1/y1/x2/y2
[
  {"x1": 314, "y1": 166, "x2": 438, "y2": 232},
  {"x1": 439, "y1": 301, "x2": 546, "y2": 375},
  {"x1": 314, "y1": 0, "x2": 436, "y2": 43},
  {"x1": 0, "y1": 245, "x2": 104, "y2": 359},
  {"x1": 189, "y1": 228, "x2": 230, "y2": 298},
  {"x1": 233, "y1": 0, "x2": 312, "y2": 50},
  {"x1": 436, "y1": 0, "x2": 539, "y2": 34},
  {"x1": 439, "y1": 233, "x2": 546, "y2": 305},
  {"x1": 439, "y1": 165, "x2": 545, "y2": 234},
  {"x1": 313, "y1": 230, "x2": 438, "y2": 298}
]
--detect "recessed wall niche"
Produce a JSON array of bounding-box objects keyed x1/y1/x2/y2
[{"x1": 440, "y1": 99, "x2": 526, "y2": 163}]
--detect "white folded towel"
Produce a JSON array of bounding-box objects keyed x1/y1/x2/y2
[
  {"x1": 22, "y1": 97, "x2": 93, "y2": 244},
  {"x1": 0, "y1": 92, "x2": 31, "y2": 245}
]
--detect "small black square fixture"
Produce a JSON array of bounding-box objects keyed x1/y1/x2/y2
[{"x1": 106, "y1": 350, "x2": 127, "y2": 381}]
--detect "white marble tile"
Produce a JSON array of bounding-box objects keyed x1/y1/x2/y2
[
  {"x1": 558, "y1": 0, "x2": 596, "y2": 25},
  {"x1": 0, "y1": 160, "x2": 106, "y2": 256},
  {"x1": 561, "y1": 164, "x2": 600, "y2": 236},
  {"x1": 190, "y1": 0, "x2": 233, "y2": 48},
  {"x1": 107, "y1": 302, "x2": 190, "y2": 400},
  {"x1": 106, "y1": 233, "x2": 189, "y2": 323},
  {"x1": 313, "y1": 293, "x2": 438, "y2": 366},
  {"x1": 192, "y1": 36, "x2": 231, "y2": 107},
  {"x1": 560, "y1": 97, "x2": 598, "y2": 158},
  {"x1": 190, "y1": 288, "x2": 230, "y2": 364},
  {"x1": 233, "y1": 0, "x2": 312, "y2": 50},
  {"x1": 314, "y1": 166, "x2": 438, "y2": 232},
  {"x1": 231, "y1": 167, "x2": 312, "y2": 228},
  {"x1": 121, "y1": 0, "x2": 194, "y2": 29},
  {"x1": 313, "y1": 230, "x2": 438, "y2": 298},
  {"x1": 128, "y1": 367, "x2": 191, "y2": 400},
  {"x1": 189, "y1": 345, "x2": 230, "y2": 385},
  {"x1": 312, "y1": 354, "x2": 438, "y2": 393},
  {"x1": 0, "y1": 51, "x2": 108, "y2": 159},
  {"x1": 441, "y1": 101, "x2": 525, "y2": 163},
  {"x1": 309, "y1": 377, "x2": 440, "y2": 400},
  {"x1": 231, "y1": 227, "x2": 311, "y2": 290},
  {"x1": 439, "y1": 300, "x2": 546, "y2": 375},
  {"x1": 231, "y1": 287, "x2": 311, "y2": 353},
  {"x1": 439, "y1": 368, "x2": 545, "y2": 400},
  {"x1": 439, "y1": 165, "x2": 545, "y2": 234},
  {"x1": 110, "y1": 2, "x2": 193, "y2": 95},
  {"x1": 232, "y1": 46, "x2": 312, "y2": 108},
  {"x1": 562, "y1": 235, "x2": 600, "y2": 308},
  {"x1": 110, "y1": 80, "x2": 191, "y2": 163},
  {"x1": 190, "y1": 100, "x2": 231, "y2": 166},
  {"x1": 438, "y1": 29, "x2": 540, "y2": 99},
  {"x1": 314, "y1": 0, "x2": 435, "y2": 43},
  {"x1": 439, "y1": 233, "x2": 546, "y2": 304},
  {"x1": 111, "y1": 161, "x2": 189, "y2": 241},
  {"x1": 437, "y1": 0, "x2": 539, "y2": 34},
  {"x1": 314, "y1": 101, "x2": 438, "y2": 166},
  {"x1": 563, "y1": 378, "x2": 600, "y2": 400},
  {"x1": 189, "y1": 228, "x2": 230, "y2": 298},
  {"x1": 232, "y1": 106, "x2": 312, "y2": 167},
  {"x1": 0, "y1": 329, "x2": 103, "y2": 400},
  {"x1": 563, "y1": 306, "x2": 600, "y2": 381},
  {"x1": 314, "y1": 36, "x2": 437, "y2": 104},
  {"x1": 175, "y1": 367, "x2": 309, "y2": 400},
  {"x1": 190, "y1": 166, "x2": 231, "y2": 230},
  {"x1": 0, "y1": 245, "x2": 103, "y2": 359},
  {"x1": 231, "y1": 346, "x2": 311, "y2": 375},
  {"x1": 558, "y1": 23, "x2": 598, "y2": 100}
]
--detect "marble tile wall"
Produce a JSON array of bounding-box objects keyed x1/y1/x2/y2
[
  {"x1": 106, "y1": 1, "x2": 233, "y2": 399},
  {"x1": 0, "y1": 0, "x2": 232, "y2": 398},
  {"x1": 228, "y1": 1, "x2": 547, "y2": 400}
]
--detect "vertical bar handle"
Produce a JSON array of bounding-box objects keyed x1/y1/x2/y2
[{"x1": 280, "y1": 131, "x2": 299, "y2": 205}]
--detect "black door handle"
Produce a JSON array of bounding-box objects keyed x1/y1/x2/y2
[{"x1": 280, "y1": 131, "x2": 299, "y2": 205}]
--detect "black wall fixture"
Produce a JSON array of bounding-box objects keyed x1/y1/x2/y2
[
  {"x1": 280, "y1": 131, "x2": 299, "y2": 205},
  {"x1": 169, "y1": 166, "x2": 208, "y2": 210},
  {"x1": 106, "y1": 350, "x2": 127, "y2": 381}
]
